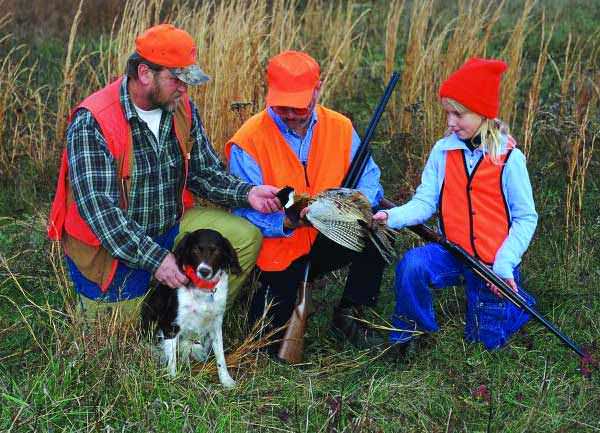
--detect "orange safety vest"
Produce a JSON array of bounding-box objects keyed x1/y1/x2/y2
[
  {"x1": 47, "y1": 77, "x2": 194, "y2": 291},
  {"x1": 440, "y1": 148, "x2": 514, "y2": 264},
  {"x1": 225, "y1": 105, "x2": 353, "y2": 271}
]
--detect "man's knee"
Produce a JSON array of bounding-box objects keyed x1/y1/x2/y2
[
  {"x1": 179, "y1": 208, "x2": 262, "y2": 254},
  {"x1": 236, "y1": 219, "x2": 262, "y2": 255}
]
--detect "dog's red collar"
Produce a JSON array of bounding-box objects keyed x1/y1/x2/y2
[{"x1": 182, "y1": 265, "x2": 218, "y2": 292}]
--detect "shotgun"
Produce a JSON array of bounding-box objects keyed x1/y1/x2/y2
[
  {"x1": 379, "y1": 200, "x2": 586, "y2": 359},
  {"x1": 277, "y1": 72, "x2": 401, "y2": 363}
]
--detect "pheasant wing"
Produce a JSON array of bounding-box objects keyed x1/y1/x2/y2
[{"x1": 306, "y1": 189, "x2": 371, "y2": 252}]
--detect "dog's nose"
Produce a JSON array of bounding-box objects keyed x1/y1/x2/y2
[{"x1": 198, "y1": 266, "x2": 212, "y2": 279}]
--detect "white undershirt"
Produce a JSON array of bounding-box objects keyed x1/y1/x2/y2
[{"x1": 133, "y1": 104, "x2": 163, "y2": 142}]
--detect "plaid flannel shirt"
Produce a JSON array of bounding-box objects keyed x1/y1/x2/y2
[{"x1": 67, "y1": 76, "x2": 252, "y2": 273}]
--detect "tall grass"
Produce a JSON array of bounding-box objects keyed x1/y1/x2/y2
[
  {"x1": 522, "y1": 9, "x2": 556, "y2": 156},
  {"x1": 0, "y1": 12, "x2": 53, "y2": 192},
  {"x1": 54, "y1": 0, "x2": 86, "y2": 146},
  {"x1": 308, "y1": 1, "x2": 369, "y2": 106},
  {"x1": 533, "y1": 30, "x2": 600, "y2": 268},
  {"x1": 383, "y1": 0, "x2": 404, "y2": 136},
  {"x1": 499, "y1": 0, "x2": 536, "y2": 126}
]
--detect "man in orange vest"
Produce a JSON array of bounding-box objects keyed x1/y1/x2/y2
[
  {"x1": 226, "y1": 51, "x2": 387, "y2": 353},
  {"x1": 48, "y1": 24, "x2": 280, "y2": 318}
]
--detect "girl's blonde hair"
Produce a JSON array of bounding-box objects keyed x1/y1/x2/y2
[{"x1": 445, "y1": 98, "x2": 510, "y2": 164}]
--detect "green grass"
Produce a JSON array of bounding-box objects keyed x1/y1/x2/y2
[{"x1": 1, "y1": 209, "x2": 599, "y2": 432}]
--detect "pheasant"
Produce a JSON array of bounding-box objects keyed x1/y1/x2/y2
[{"x1": 276, "y1": 186, "x2": 396, "y2": 263}]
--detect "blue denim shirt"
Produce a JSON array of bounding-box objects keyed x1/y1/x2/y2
[
  {"x1": 385, "y1": 133, "x2": 538, "y2": 279},
  {"x1": 229, "y1": 107, "x2": 384, "y2": 237}
]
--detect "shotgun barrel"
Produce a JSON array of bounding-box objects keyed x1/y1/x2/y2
[{"x1": 342, "y1": 72, "x2": 401, "y2": 189}]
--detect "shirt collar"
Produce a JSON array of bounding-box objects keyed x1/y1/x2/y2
[
  {"x1": 267, "y1": 106, "x2": 318, "y2": 137},
  {"x1": 459, "y1": 134, "x2": 481, "y2": 152},
  {"x1": 120, "y1": 76, "x2": 137, "y2": 121},
  {"x1": 438, "y1": 132, "x2": 509, "y2": 154}
]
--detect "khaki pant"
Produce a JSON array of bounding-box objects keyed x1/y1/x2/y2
[
  {"x1": 76, "y1": 294, "x2": 143, "y2": 322},
  {"x1": 76, "y1": 207, "x2": 262, "y2": 320}
]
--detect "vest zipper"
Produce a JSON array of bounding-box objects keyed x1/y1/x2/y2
[{"x1": 303, "y1": 162, "x2": 310, "y2": 187}]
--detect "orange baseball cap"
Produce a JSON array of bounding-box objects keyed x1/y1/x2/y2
[
  {"x1": 135, "y1": 24, "x2": 209, "y2": 85},
  {"x1": 266, "y1": 50, "x2": 320, "y2": 108}
]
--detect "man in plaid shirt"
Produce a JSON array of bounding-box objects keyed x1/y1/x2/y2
[{"x1": 48, "y1": 24, "x2": 280, "y2": 317}]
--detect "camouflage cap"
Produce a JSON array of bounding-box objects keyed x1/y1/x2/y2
[{"x1": 170, "y1": 65, "x2": 210, "y2": 86}]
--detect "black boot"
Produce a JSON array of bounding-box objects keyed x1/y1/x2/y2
[{"x1": 331, "y1": 304, "x2": 386, "y2": 348}]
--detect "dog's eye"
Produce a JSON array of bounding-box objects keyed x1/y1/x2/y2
[{"x1": 192, "y1": 245, "x2": 217, "y2": 256}]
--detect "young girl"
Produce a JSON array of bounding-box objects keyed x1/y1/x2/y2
[{"x1": 373, "y1": 58, "x2": 538, "y2": 350}]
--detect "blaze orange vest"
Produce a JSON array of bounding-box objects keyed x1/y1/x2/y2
[
  {"x1": 47, "y1": 77, "x2": 194, "y2": 291},
  {"x1": 440, "y1": 148, "x2": 514, "y2": 264},
  {"x1": 225, "y1": 105, "x2": 353, "y2": 271}
]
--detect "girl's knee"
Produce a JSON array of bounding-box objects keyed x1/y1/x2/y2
[{"x1": 396, "y1": 248, "x2": 429, "y2": 278}]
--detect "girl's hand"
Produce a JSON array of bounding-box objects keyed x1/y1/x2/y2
[
  {"x1": 487, "y1": 278, "x2": 518, "y2": 298},
  {"x1": 372, "y1": 210, "x2": 389, "y2": 224}
]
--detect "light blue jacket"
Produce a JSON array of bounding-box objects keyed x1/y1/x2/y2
[
  {"x1": 385, "y1": 133, "x2": 537, "y2": 279},
  {"x1": 229, "y1": 107, "x2": 384, "y2": 237}
]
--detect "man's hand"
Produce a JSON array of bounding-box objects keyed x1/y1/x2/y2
[
  {"x1": 154, "y1": 253, "x2": 188, "y2": 289},
  {"x1": 248, "y1": 185, "x2": 282, "y2": 213},
  {"x1": 372, "y1": 210, "x2": 389, "y2": 224},
  {"x1": 487, "y1": 278, "x2": 518, "y2": 298}
]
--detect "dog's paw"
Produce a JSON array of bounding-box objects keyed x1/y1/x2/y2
[
  {"x1": 167, "y1": 363, "x2": 177, "y2": 377},
  {"x1": 220, "y1": 375, "x2": 236, "y2": 389}
]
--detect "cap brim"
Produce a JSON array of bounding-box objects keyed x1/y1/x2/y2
[
  {"x1": 171, "y1": 64, "x2": 210, "y2": 86},
  {"x1": 266, "y1": 86, "x2": 314, "y2": 108}
]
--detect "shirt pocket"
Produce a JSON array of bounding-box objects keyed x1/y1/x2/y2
[{"x1": 164, "y1": 153, "x2": 183, "y2": 184}]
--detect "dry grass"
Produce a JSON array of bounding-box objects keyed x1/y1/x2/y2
[
  {"x1": 545, "y1": 31, "x2": 600, "y2": 254},
  {"x1": 309, "y1": 1, "x2": 369, "y2": 106},
  {"x1": 2, "y1": 0, "x2": 593, "y2": 180},
  {"x1": 54, "y1": 0, "x2": 87, "y2": 146},
  {"x1": 384, "y1": 0, "x2": 404, "y2": 136},
  {"x1": 522, "y1": 9, "x2": 556, "y2": 156},
  {"x1": 499, "y1": 0, "x2": 536, "y2": 126}
]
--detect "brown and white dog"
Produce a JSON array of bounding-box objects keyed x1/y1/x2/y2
[{"x1": 141, "y1": 229, "x2": 242, "y2": 388}]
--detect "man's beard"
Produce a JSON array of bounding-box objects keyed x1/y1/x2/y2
[
  {"x1": 283, "y1": 116, "x2": 311, "y2": 135},
  {"x1": 149, "y1": 86, "x2": 179, "y2": 113}
]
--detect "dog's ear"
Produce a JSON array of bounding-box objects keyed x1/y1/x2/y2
[
  {"x1": 221, "y1": 236, "x2": 242, "y2": 275},
  {"x1": 173, "y1": 231, "x2": 194, "y2": 267}
]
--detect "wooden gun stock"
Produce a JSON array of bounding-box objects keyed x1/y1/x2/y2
[{"x1": 278, "y1": 265, "x2": 313, "y2": 363}]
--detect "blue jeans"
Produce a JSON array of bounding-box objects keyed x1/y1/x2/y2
[
  {"x1": 66, "y1": 224, "x2": 179, "y2": 302},
  {"x1": 390, "y1": 243, "x2": 535, "y2": 350}
]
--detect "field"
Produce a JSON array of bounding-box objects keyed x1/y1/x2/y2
[{"x1": 1, "y1": 0, "x2": 599, "y2": 432}]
